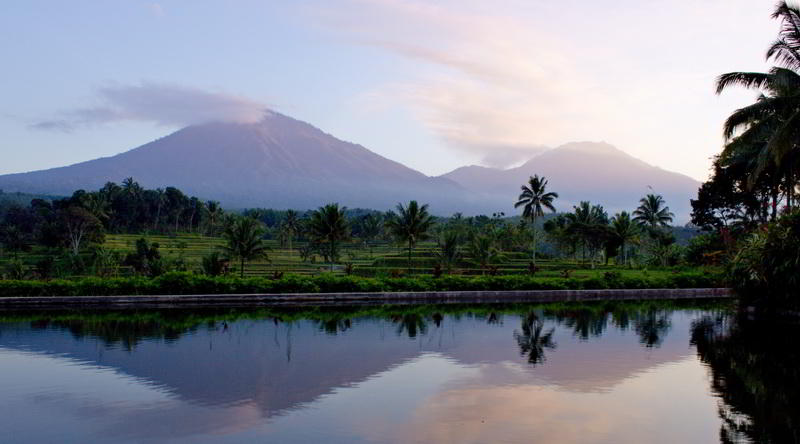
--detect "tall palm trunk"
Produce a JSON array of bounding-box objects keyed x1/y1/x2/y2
[
  {"x1": 408, "y1": 242, "x2": 413, "y2": 274},
  {"x1": 240, "y1": 257, "x2": 245, "y2": 278},
  {"x1": 154, "y1": 203, "x2": 161, "y2": 231},
  {"x1": 330, "y1": 240, "x2": 335, "y2": 272},
  {"x1": 531, "y1": 214, "x2": 537, "y2": 269}
]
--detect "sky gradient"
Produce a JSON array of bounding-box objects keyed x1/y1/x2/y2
[{"x1": 0, "y1": 0, "x2": 782, "y2": 181}]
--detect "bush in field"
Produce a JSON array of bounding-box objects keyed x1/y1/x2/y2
[
  {"x1": 729, "y1": 210, "x2": 800, "y2": 307},
  {"x1": 201, "y1": 252, "x2": 229, "y2": 276},
  {"x1": 124, "y1": 238, "x2": 165, "y2": 277},
  {"x1": 685, "y1": 232, "x2": 727, "y2": 266}
]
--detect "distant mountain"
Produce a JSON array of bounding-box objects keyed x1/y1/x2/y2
[
  {"x1": 440, "y1": 142, "x2": 700, "y2": 223},
  {"x1": 0, "y1": 115, "x2": 700, "y2": 221},
  {"x1": 0, "y1": 112, "x2": 474, "y2": 213}
]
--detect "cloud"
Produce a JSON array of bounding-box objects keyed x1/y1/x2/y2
[
  {"x1": 315, "y1": 0, "x2": 590, "y2": 168},
  {"x1": 314, "y1": 0, "x2": 777, "y2": 178},
  {"x1": 32, "y1": 83, "x2": 268, "y2": 131},
  {"x1": 149, "y1": 3, "x2": 165, "y2": 18}
]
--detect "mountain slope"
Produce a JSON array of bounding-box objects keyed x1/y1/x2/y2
[
  {"x1": 0, "y1": 112, "x2": 469, "y2": 212},
  {"x1": 440, "y1": 142, "x2": 700, "y2": 222},
  {"x1": 0, "y1": 117, "x2": 700, "y2": 220}
]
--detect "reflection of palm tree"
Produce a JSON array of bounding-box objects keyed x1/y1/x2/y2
[
  {"x1": 514, "y1": 312, "x2": 556, "y2": 365},
  {"x1": 633, "y1": 310, "x2": 671, "y2": 348},
  {"x1": 561, "y1": 312, "x2": 609, "y2": 341},
  {"x1": 318, "y1": 318, "x2": 352, "y2": 335},
  {"x1": 391, "y1": 314, "x2": 427, "y2": 338}
]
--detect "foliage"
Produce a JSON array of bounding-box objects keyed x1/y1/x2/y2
[
  {"x1": 728, "y1": 210, "x2": 800, "y2": 306},
  {"x1": 633, "y1": 194, "x2": 674, "y2": 229},
  {"x1": 221, "y1": 217, "x2": 270, "y2": 277},
  {"x1": 0, "y1": 269, "x2": 724, "y2": 297},
  {"x1": 515, "y1": 175, "x2": 558, "y2": 267},
  {"x1": 385, "y1": 200, "x2": 435, "y2": 272},
  {"x1": 123, "y1": 238, "x2": 165, "y2": 278},
  {"x1": 467, "y1": 234, "x2": 501, "y2": 273},
  {"x1": 685, "y1": 232, "x2": 727, "y2": 266},
  {"x1": 435, "y1": 230, "x2": 462, "y2": 273},
  {"x1": 307, "y1": 204, "x2": 350, "y2": 271},
  {"x1": 201, "y1": 251, "x2": 229, "y2": 276}
]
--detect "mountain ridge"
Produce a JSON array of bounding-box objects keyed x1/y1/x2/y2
[{"x1": 0, "y1": 113, "x2": 699, "y2": 221}]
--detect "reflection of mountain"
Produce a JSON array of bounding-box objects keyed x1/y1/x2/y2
[{"x1": 0, "y1": 310, "x2": 699, "y2": 418}]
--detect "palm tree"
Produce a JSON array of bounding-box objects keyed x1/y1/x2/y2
[
  {"x1": 308, "y1": 204, "x2": 350, "y2": 271},
  {"x1": 633, "y1": 194, "x2": 674, "y2": 230},
  {"x1": 514, "y1": 175, "x2": 558, "y2": 269},
  {"x1": 565, "y1": 201, "x2": 607, "y2": 264},
  {"x1": 153, "y1": 188, "x2": 166, "y2": 231},
  {"x1": 467, "y1": 234, "x2": 500, "y2": 274},
  {"x1": 281, "y1": 210, "x2": 301, "y2": 258},
  {"x1": 82, "y1": 192, "x2": 110, "y2": 223},
  {"x1": 360, "y1": 213, "x2": 383, "y2": 257},
  {"x1": 221, "y1": 217, "x2": 269, "y2": 278},
  {"x1": 715, "y1": 1, "x2": 800, "y2": 207},
  {"x1": 611, "y1": 211, "x2": 640, "y2": 266},
  {"x1": 385, "y1": 200, "x2": 435, "y2": 273},
  {"x1": 435, "y1": 230, "x2": 462, "y2": 273},
  {"x1": 205, "y1": 200, "x2": 222, "y2": 236}
]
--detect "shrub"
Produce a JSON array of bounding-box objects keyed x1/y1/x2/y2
[
  {"x1": 0, "y1": 270, "x2": 725, "y2": 297},
  {"x1": 728, "y1": 210, "x2": 800, "y2": 308}
]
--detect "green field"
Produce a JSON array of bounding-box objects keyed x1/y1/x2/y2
[{"x1": 1, "y1": 232, "x2": 711, "y2": 281}]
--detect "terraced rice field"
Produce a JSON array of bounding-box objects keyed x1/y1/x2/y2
[
  {"x1": 101, "y1": 234, "x2": 632, "y2": 278},
  {"x1": 1, "y1": 232, "x2": 670, "y2": 280}
]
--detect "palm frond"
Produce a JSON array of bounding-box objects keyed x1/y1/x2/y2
[{"x1": 716, "y1": 72, "x2": 774, "y2": 94}]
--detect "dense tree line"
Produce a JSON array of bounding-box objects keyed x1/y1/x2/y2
[
  {"x1": 690, "y1": 2, "x2": 800, "y2": 303},
  {"x1": 1, "y1": 172, "x2": 691, "y2": 279}
]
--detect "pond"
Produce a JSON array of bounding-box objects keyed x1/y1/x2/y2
[{"x1": 0, "y1": 302, "x2": 794, "y2": 443}]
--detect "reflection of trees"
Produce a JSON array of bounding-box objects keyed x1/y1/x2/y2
[
  {"x1": 514, "y1": 312, "x2": 556, "y2": 365},
  {"x1": 549, "y1": 310, "x2": 608, "y2": 340},
  {"x1": 692, "y1": 313, "x2": 800, "y2": 444},
  {"x1": 632, "y1": 310, "x2": 671, "y2": 348},
  {"x1": 318, "y1": 318, "x2": 352, "y2": 335},
  {"x1": 391, "y1": 314, "x2": 427, "y2": 338},
  {"x1": 31, "y1": 319, "x2": 195, "y2": 351}
]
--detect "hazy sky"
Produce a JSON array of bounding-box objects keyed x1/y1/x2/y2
[{"x1": 0, "y1": 0, "x2": 783, "y2": 181}]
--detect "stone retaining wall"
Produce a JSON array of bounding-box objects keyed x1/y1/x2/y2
[{"x1": 0, "y1": 288, "x2": 733, "y2": 309}]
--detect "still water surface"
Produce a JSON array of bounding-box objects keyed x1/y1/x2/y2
[{"x1": 0, "y1": 303, "x2": 792, "y2": 443}]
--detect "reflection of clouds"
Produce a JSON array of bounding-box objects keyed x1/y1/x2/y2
[
  {"x1": 389, "y1": 358, "x2": 719, "y2": 444},
  {"x1": 0, "y1": 311, "x2": 720, "y2": 443}
]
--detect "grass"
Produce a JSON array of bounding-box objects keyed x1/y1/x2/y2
[{"x1": 1, "y1": 232, "x2": 720, "y2": 282}]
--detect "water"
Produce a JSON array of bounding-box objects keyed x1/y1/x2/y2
[{"x1": 0, "y1": 303, "x2": 793, "y2": 443}]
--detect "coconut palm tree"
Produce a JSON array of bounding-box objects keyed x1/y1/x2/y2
[
  {"x1": 153, "y1": 188, "x2": 166, "y2": 231},
  {"x1": 633, "y1": 194, "x2": 674, "y2": 230},
  {"x1": 514, "y1": 175, "x2": 558, "y2": 269},
  {"x1": 281, "y1": 210, "x2": 301, "y2": 258},
  {"x1": 205, "y1": 200, "x2": 222, "y2": 236},
  {"x1": 435, "y1": 230, "x2": 462, "y2": 273},
  {"x1": 221, "y1": 216, "x2": 269, "y2": 278},
  {"x1": 360, "y1": 213, "x2": 383, "y2": 257},
  {"x1": 308, "y1": 204, "x2": 350, "y2": 271},
  {"x1": 467, "y1": 234, "x2": 500, "y2": 274},
  {"x1": 611, "y1": 211, "x2": 640, "y2": 266},
  {"x1": 715, "y1": 1, "x2": 800, "y2": 207},
  {"x1": 385, "y1": 200, "x2": 435, "y2": 273}
]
